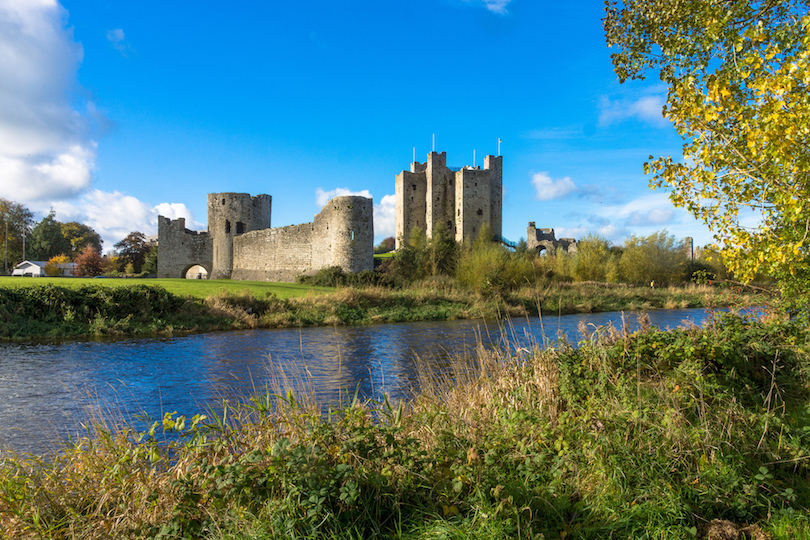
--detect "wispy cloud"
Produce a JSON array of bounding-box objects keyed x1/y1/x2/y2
[
  {"x1": 106, "y1": 28, "x2": 133, "y2": 56},
  {"x1": 596, "y1": 193, "x2": 679, "y2": 228},
  {"x1": 459, "y1": 0, "x2": 511, "y2": 15},
  {"x1": 483, "y1": 0, "x2": 510, "y2": 14},
  {"x1": 531, "y1": 172, "x2": 577, "y2": 201},
  {"x1": 598, "y1": 93, "x2": 668, "y2": 127}
]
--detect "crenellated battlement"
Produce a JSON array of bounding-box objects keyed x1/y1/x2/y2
[{"x1": 396, "y1": 150, "x2": 502, "y2": 248}]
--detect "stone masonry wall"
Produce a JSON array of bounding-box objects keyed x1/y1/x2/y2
[
  {"x1": 455, "y1": 167, "x2": 492, "y2": 243},
  {"x1": 208, "y1": 192, "x2": 272, "y2": 279},
  {"x1": 231, "y1": 223, "x2": 313, "y2": 282},
  {"x1": 231, "y1": 195, "x2": 373, "y2": 282},
  {"x1": 156, "y1": 217, "x2": 213, "y2": 278}
]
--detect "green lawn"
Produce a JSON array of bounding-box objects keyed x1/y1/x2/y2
[{"x1": 0, "y1": 276, "x2": 334, "y2": 299}]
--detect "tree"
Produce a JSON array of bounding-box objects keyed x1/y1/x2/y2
[
  {"x1": 373, "y1": 236, "x2": 395, "y2": 254},
  {"x1": 44, "y1": 254, "x2": 71, "y2": 277},
  {"x1": 427, "y1": 223, "x2": 458, "y2": 277},
  {"x1": 572, "y1": 234, "x2": 615, "y2": 282},
  {"x1": 61, "y1": 221, "x2": 103, "y2": 257},
  {"x1": 74, "y1": 245, "x2": 104, "y2": 276},
  {"x1": 604, "y1": 1, "x2": 810, "y2": 291},
  {"x1": 618, "y1": 231, "x2": 688, "y2": 285},
  {"x1": 0, "y1": 198, "x2": 34, "y2": 273},
  {"x1": 28, "y1": 211, "x2": 70, "y2": 262},
  {"x1": 142, "y1": 245, "x2": 158, "y2": 275},
  {"x1": 114, "y1": 232, "x2": 150, "y2": 273}
]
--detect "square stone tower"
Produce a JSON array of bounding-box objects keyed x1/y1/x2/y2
[{"x1": 395, "y1": 151, "x2": 502, "y2": 248}]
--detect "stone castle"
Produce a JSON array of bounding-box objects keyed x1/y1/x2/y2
[
  {"x1": 157, "y1": 193, "x2": 373, "y2": 282},
  {"x1": 156, "y1": 149, "x2": 580, "y2": 282},
  {"x1": 395, "y1": 151, "x2": 502, "y2": 248}
]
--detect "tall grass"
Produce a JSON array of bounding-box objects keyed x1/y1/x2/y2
[{"x1": 1, "y1": 311, "x2": 808, "y2": 538}]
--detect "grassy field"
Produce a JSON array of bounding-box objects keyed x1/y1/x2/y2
[
  {"x1": 1, "y1": 312, "x2": 807, "y2": 539},
  {"x1": 0, "y1": 276, "x2": 333, "y2": 299}
]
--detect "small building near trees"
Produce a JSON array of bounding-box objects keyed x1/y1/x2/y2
[
  {"x1": 12, "y1": 261, "x2": 46, "y2": 277},
  {"x1": 11, "y1": 260, "x2": 77, "y2": 277}
]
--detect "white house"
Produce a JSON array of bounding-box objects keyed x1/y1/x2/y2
[
  {"x1": 12, "y1": 261, "x2": 46, "y2": 277},
  {"x1": 11, "y1": 260, "x2": 76, "y2": 277}
]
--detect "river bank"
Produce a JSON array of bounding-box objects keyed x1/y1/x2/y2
[
  {"x1": 0, "y1": 279, "x2": 771, "y2": 340},
  {"x1": 1, "y1": 312, "x2": 807, "y2": 538}
]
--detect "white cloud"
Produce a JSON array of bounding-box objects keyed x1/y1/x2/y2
[
  {"x1": 531, "y1": 172, "x2": 577, "y2": 201},
  {"x1": 315, "y1": 187, "x2": 372, "y2": 207},
  {"x1": 0, "y1": 0, "x2": 99, "y2": 204},
  {"x1": 598, "y1": 94, "x2": 668, "y2": 127},
  {"x1": 40, "y1": 190, "x2": 200, "y2": 252},
  {"x1": 374, "y1": 194, "x2": 396, "y2": 238},
  {"x1": 155, "y1": 202, "x2": 203, "y2": 228},
  {"x1": 483, "y1": 0, "x2": 510, "y2": 14},
  {"x1": 105, "y1": 27, "x2": 132, "y2": 56}
]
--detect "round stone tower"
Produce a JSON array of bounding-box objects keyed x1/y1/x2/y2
[
  {"x1": 326, "y1": 195, "x2": 374, "y2": 273},
  {"x1": 208, "y1": 192, "x2": 272, "y2": 279}
]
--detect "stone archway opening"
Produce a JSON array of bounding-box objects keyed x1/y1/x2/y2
[{"x1": 184, "y1": 265, "x2": 209, "y2": 279}]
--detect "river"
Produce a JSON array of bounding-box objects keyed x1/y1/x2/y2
[{"x1": 0, "y1": 307, "x2": 737, "y2": 455}]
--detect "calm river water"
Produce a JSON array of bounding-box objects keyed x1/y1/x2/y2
[{"x1": 0, "y1": 308, "x2": 736, "y2": 455}]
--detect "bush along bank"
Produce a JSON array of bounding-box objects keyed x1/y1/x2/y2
[
  {"x1": 0, "y1": 281, "x2": 771, "y2": 340},
  {"x1": 0, "y1": 284, "x2": 232, "y2": 339},
  {"x1": 1, "y1": 312, "x2": 808, "y2": 539},
  {"x1": 207, "y1": 281, "x2": 770, "y2": 329}
]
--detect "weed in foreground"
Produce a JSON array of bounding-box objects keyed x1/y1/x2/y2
[{"x1": 1, "y1": 312, "x2": 807, "y2": 539}]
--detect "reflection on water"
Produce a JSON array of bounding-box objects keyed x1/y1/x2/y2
[{"x1": 0, "y1": 307, "x2": 738, "y2": 454}]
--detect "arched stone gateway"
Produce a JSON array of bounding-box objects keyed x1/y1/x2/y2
[{"x1": 183, "y1": 264, "x2": 210, "y2": 279}]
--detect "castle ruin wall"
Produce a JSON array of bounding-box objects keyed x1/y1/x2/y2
[
  {"x1": 156, "y1": 217, "x2": 213, "y2": 278},
  {"x1": 230, "y1": 195, "x2": 373, "y2": 282}
]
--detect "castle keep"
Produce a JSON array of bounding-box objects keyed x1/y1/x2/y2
[
  {"x1": 157, "y1": 193, "x2": 373, "y2": 282},
  {"x1": 395, "y1": 151, "x2": 502, "y2": 248}
]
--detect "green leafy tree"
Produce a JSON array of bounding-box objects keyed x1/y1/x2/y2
[
  {"x1": 572, "y1": 235, "x2": 616, "y2": 282},
  {"x1": 427, "y1": 223, "x2": 458, "y2": 277},
  {"x1": 114, "y1": 232, "x2": 150, "y2": 273},
  {"x1": 28, "y1": 211, "x2": 70, "y2": 262},
  {"x1": 373, "y1": 236, "x2": 395, "y2": 254},
  {"x1": 61, "y1": 221, "x2": 103, "y2": 257},
  {"x1": 618, "y1": 231, "x2": 688, "y2": 285},
  {"x1": 142, "y1": 245, "x2": 158, "y2": 275},
  {"x1": 604, "y1": 1, "x2": 810, "y2": 293},
  {"x1": 0, "y1": 198, "x2": 34, "y2": 273}
]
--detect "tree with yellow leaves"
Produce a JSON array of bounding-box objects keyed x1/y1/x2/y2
[
  {"x1": 604, "y1": 1, "x2": 810, "y2": 302},
  {"x1": 44, "y1": 254, "x2": 72, "y2": 277}
]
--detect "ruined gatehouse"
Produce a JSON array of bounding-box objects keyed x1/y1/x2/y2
[
  {"x1": 527, "y1": 222, "x2": 578, "y2": 254},
  {"x1": 157, "y1": 193, "x2": 373, "y2": 282}
]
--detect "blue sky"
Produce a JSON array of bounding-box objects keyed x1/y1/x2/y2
[{"x1": 0, "y1": 0, "x2": 712, "y2": 252}]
